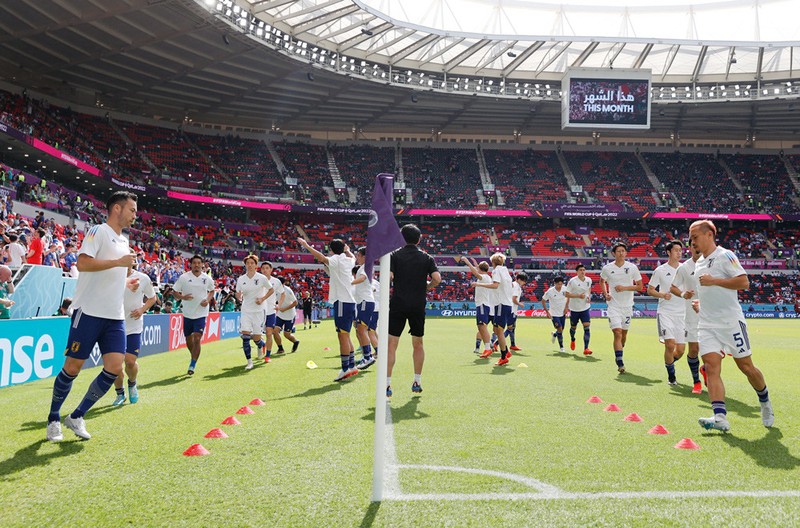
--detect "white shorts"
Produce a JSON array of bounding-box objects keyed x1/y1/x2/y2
[
  {"x1": 685, "y1": 310, "x2": 699, "y2": 343},
  {"x1": 657, "y1": 312, "x2": 686, "y2": 344},
  {"x1": 698, "y1": 321, "x2": 752, "y2": 359},
  {"x1": 240, "y1": 310, "x2": 265, "y2": 335},
  {"x1": 607, "y1": 306, "x2": 633, "y2": 330}
]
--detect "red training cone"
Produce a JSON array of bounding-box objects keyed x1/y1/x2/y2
[
  {"x1": 204, "y1": 428, "x2": 229, "y2": 439},
  {"x1": 236, "y1": 406, "x2": 255, "y2": 415},
  {"x1": 587, "y1": 396, "x2": 603, "y2": 403},
  {"x1": 183, "y1": 443, "x2": 210, "y2": 456},
  {"x1": 221, "y1": 416, "x2": 241, "y2": 425},
  {"x1": 648, "y1": 424, "x2": 669, "y2": 435},
  {"x1": 249, "y1": 398, "x2": 266, "y2": 406},
  {"x1": 624, "y1": 413, "x2": 643, "y2": 422},
  {"x1": 604, "y1": 404, "x2": 621, "y2": 412},
  {"x1": 674, "y1": 438, "x2": 700, "y2": 450}
]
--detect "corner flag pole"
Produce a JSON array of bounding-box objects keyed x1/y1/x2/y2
[{"x1": 371, "y1": 253, "x2": 392, "y2": 502}]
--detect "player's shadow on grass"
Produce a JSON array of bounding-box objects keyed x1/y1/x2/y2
[
  {"x1": 670, "y1": 388, "x2": 759, "y2": 419},
  {"x1": 362, "y1": 399, "x2": 430, "y2": 423},
  {"x1": 614, "y1": 372, "x2": 662, "y2": 387},
  {"x1": 139, "y1": 374, "x2": 189, "y2": 390},
  {"x1": 0, "y1": 439, "x2": 85, "y2": 480},
  {"x1": 547, "y1": 351, "x2": 601, "y2": 363},
  {"x1": 359, "y1": 501, "x2": 381, "y2": 527},
  {"x1": 271, "y1": 383, "x2": 343, "y2": 401},
  {"x1": 203, "y1": 366, "x2": 257, "y2": 381},
  {"x1": 718, "y1": 428, "x2": 800, "y2": 470}
]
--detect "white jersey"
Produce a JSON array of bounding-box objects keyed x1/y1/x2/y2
[
  {"x1": 124, "y1": 270, "x2": 156, "y2": 335},
  {"x1": 512, "y1": 281, "x2": 523, "y2": 307},
  {"x1": 372, "y1": 279, "x2": 381, "y2": 313},
  {"x1": 72, "y1": 223, "x2": 129, "y2": 320},
  {"x1": 491, "y1": 265, "x2": 514, "y2": 306},
  {"x1": 543, "y1": 286, "x2": 568, "y2": 316},
  {"x1": 173, "y1": 270, "x2": 215, "y2": 320},
  {"x1": 325, "y1": 253, "x2": 356, "y2": 304},
  {"x1": 566, "y1": 276, "x2": 592, "y2": 312},
  {"x1": 673, "y1": 258, "x2": 700, "y2": 328},
  {"x1": 695, "y1": 246, "x2": 747, "y2": 329},
  {"x1": 236, "y1": 272, "x2": 269, "y2": 313},
  {"x1": 263, "y1": 276, "x2": 284, "y2": 316},
  {"x1": 650, "y1": 262, "x2": 685, "y2": 316},
  {"x1": 353, "y1": 265, "x2": 374, "y2": 303},
  {"x1": 278, "y1": 286, "x2": 297, "y2": 321},
  {"x1": 600, "y1": 261, "x2": 642, "y2": 309},
  {"x1": 6, "y1": 242, "x2": 26, "y2": 268},
  {"x1": 474, "y1": 273, "x2": 493, "y2": 308}
]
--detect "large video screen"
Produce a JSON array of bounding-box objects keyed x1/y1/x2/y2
[{"x1": 562, "y1": 68, "x2": 651, "y2": 130}]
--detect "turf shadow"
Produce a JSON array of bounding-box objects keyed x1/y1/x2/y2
[
  {"x1": 718, "y1": 428, "x2": 800, "y2": 470},
  {"x1": 489, "y1": 366, "x2": 515, "y2": 375},
  {"x1": 202, "y1": 366, "x2": 257, "y2": 381},
  {"x1": 667, "y1": 385, "x2": 759, "y2": 418},
  {"x1": 546, "y1": 351, "x2": 601, "y2": 362},
  {"x1": 359, "y1": 501, "x2": 381, "y2": 527},
  {"x1": 139, "y1": 374, "x2": 191, "y2": 390},
  {"x1": 271, "y1": 383, "x2": 343, "y2": 401},
  {"x1": 613, "y1": 372, "x2": 662, "y2": 386},
  {"x1": 361, "y1": 398, "x2": 430, "y2": 423},
  {"x1": 0, "y1": 439, "x2": 85, "y2": 480}
]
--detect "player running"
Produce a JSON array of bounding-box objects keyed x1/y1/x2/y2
[
  {"x1": 647, "y1": 240, "x2": 686, "y2": 387},
  {"x1": 542, "y1": 276, "x2": 568, "y2": 352},
  {"x1": 600, "y1": 243, "x2": 643, "y2": 373},
  {"x1": 564, "y1": 264, "x2": 593, "y2": 356}
]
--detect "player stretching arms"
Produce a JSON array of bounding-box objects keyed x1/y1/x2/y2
[
  {"x1": 600, "y1": 243, "x2": 643, "y2": 373},
  {"x1": 461, "y1": 256, "x2": 493, "y2": 356},
  {"x1": 689, "y1": 220, "x2": 773, "y2": 432},
  {"x1": 473, "y1": 253, "x2": 513, "y2": 366},
  {"x1": 565, "y1": 264, "x2": 593, "y2": 355},
  {"x1": 352, "y1": 247, "x2": 376, "y2": 370},
  {"x1": 669, "y1": 243, "x2": 704, "y2": 394},
  {"x1": 647, "y1": 240, "x2": 686, "y2": 386},
  {"x1": 542, "y1": 276, "x2": 568, "y2": 352}
]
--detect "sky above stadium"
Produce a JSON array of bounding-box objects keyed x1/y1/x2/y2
[{"x1": 358, "y1": 0, "x2": 800, "y2": 43}]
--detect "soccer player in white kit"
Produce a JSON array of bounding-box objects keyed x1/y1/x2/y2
[
  {"x1": 172, "y1": 255, "x2": 216, "y2": 375},
  {"x1": 461, "y1": 256, "x2": 493, "y2": 357},
  {"x1": 298, "y1": 237, "x2": 359, "y2": 382},
  {"x1": 600, "y1": 243, "x2": 643, "y2": 373},
  {"x1": 565, "y1": 264, "x2": 593, "y2": 355},
  {"x1": 689, "y1": 220, "x2": 774, "y2": 432},
  {"x1": 275, "y1": 277, "x2": 300, "y2": 353},
  {"x1": 506, "y1": 272, "x2": 528, "y2": 351},
  {"x1": 473, "y1": 252, "x2": 514, "y2": 366},
  {"x1": 46, "y1": 191, "x2": 138, "y2": 442},
  {"x1": 260, "y1": 261, "x2": 285, "y2": 358},
  {"x1": 542, "y1": 276, "x2": 568, "y2": 352},
  {"x1": 352, "y1": 247, "x2": 376, "y2": 370},
  {"x1": 647, "y1": 240, "x2": 686, "y2": 387},
  {"x1": 669, "y1": 243, "x2": 703, "y2": 394},
  {"x1": 236, "y1": 255, "x2": 270, "y2": 370},
  {"x1": 113, "y1": 255, "x2": 157, "y2": 405}
]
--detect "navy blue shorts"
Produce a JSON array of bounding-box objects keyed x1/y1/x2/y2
[
  {"x1": 475, "y1": 304, "x2": 491, "y2": 325},
  {"x1": 183, "y1": 316, "x2": 206, "y2": 338},
  {"x1": 551, "y1": 316, "x2": 566, "y2": 329},
  {"x1": 65, "y1": 308, "x2": 125, "y2": 360},
  {"x1": 264, "y1": 313, "x2": 277, "y2": 329},
  {"x1": 570, "y1": 309, "x2": 591, "y2": 326},
  {"x1": 275, "y1": 317, "x2": 294, "y2": 333},
  {"x1": 492, "y1": 304, "x2": 513, "y2": 329},
  {"x1": 126, "y1": 333, "x2": 141, "y2": 356},
  {"x1": 368, "y1": 311, "x2": 379, "y2": 331},
  {"x1": 356, "y1": 301, "x2": 375, "y2": 327},
  {"x1": 333, "y1": 301, "x2": 355, "y2": 333}
]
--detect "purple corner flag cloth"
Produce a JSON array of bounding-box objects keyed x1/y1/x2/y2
[{"x1": 365, "y1": 173, "x2": 405, "y2": 279}]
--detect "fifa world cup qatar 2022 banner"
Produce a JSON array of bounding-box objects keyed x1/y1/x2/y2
[{"x1": 0, "y1": 312, "x2": 242, "y2": 389}]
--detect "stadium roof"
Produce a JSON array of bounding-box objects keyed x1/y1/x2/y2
[{"x1": 0, "y1": 0, "x2": 799, "y2": 140}]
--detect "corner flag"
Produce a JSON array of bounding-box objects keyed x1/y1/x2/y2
[{"x1": 365, "y1": 173, "x2": 405, "y2": 279}]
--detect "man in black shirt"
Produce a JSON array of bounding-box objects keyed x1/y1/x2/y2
[
  {"x1": 387, "y1": 224, "x2": 441, "y2": 397},
  {"x1": 301, "y1": 290, "x2": 314, "y2": 329}
]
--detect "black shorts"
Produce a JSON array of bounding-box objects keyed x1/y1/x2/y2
[{"x1": 388, "y1": 307, "x2": 425, "y2": 337}]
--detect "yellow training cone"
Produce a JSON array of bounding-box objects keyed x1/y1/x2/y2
[
  {"x1": 306, "y1": 360, "x2": 318, "y2": 369},
  {"x1": 517, "y1": 363, "x2": 528, "y2": 368}
]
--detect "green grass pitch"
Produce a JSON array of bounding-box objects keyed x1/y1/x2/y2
[{"x1": 1, "y1": 318, "x2": 798, "y2": 527}]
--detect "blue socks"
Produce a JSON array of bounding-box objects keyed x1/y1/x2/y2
[
  {"x1": 615, "y1": 350, "x2": 624, "y2": 368},
  {"x1": 687, "y1": 356, "x2": 700, "y2": 383},
  {"x1": 341, "y1": 355, "x2": 349, "y2": 371},
  {"x1": 569, "y1": 327, "x2": 576, "y2": 341},
  {"x1": 242, "y1": 335, "x2": 252, "y2": 359},
  {"x1": 556, "y1": 331, "x2": 563, "y2": 347},
  {"x1": 189, "y1": 358, "x2": 197, "y2": 370},
  {"x1": 349, "y1": 351, "x2": 355, "y2": 370},
  {"x1": 362, "y1": 344, "x2": 372, "y2": 360},
  {"x1": 665, "y1": 362, "x2": 676, "y2": 379},
  {"x1": 756, "y1": 386, "x2": 769, "y2": 403},
  {"x1": 255, "y1": 339, "x2": 265, "y2": 350},
  {"x1": 712, "y1": 400, "x2": 727, "y2": 416},
  {"x1": 49, "y1": 368, "x2": 77, "y2": 423},
  {"x1": 583, "y1": 328, "x2": 591, "y2": 349},
  {"x1": 72, "y1": 369, "x2": 118, "y2": 419}
]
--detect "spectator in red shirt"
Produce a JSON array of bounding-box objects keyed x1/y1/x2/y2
[{"x1": 26, "y1": 228, "x2": 45, "y2": 265}]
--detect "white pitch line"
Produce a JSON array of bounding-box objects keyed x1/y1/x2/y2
[{"x1": 382, "y1": 403, "x2": 401, "y2": 498}]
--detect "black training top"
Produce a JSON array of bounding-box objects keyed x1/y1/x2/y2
[{"x1": 389, "y1": 244, "x2": 438, "y2": 311}]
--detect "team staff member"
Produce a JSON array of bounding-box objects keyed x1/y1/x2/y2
[{"x1": 386, "y1": 224, "x2": 441, "y2": 396}]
